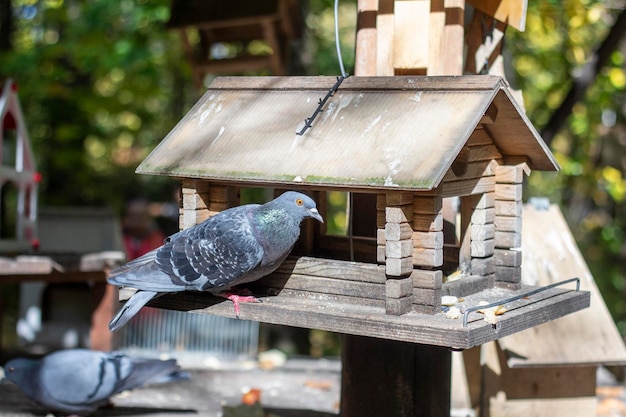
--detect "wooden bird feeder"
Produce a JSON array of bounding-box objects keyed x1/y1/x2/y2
[{"x1": 123, "y1": 74, "x2": 589, "y2": 351}]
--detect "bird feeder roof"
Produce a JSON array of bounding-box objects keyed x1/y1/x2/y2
[{"x1": 137, "y1": 76, "x2": 558, "y2": 190}]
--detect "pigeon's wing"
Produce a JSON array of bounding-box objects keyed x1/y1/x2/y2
[
  {"x1": 115, "y1": 356, "x2": 181, "y2": 392},
  {"x1": 40, "y1": 350, "x2": 131, "y2": 407},
  {"x1": 155, "y1": 206, "x2": 265, "y2": 291}
]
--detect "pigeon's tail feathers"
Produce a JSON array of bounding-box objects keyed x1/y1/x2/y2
[
  {"x1": 117, "y1": 358, "x2": 182, "y2": 392},
  {"x1": 109, "y1": 290, "x2": 158, "y2": 332},
  {"x1": 107, "y1": 262, "x2": 180, "y2": 292},
  {"x1": 109, "y1": 249, "x2": 158, "y2": 276}
]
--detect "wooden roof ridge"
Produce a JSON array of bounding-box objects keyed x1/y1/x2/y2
[{"x1": 207, "y1": 74, "x2": 507, "y2": 91}]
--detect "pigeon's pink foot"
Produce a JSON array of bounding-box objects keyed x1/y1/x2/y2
[{"x1": 218, "y1": 290, "x2": 261, "y2": 318}]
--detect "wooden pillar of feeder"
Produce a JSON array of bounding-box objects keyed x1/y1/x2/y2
[
  {"x1": 412, "y1": 194, "x2": 444, "y2": 314},
  {"x1": 469, "y1": 192, "x2": 496, "y2": 283},
  {"x1": 180, "y1": 180, "x2": 239, "y2": 230},
  {"x1": 494, "y1": 161, "x2": 528, "y2": 288},
  {"x1": 380, "y1": 192, "x2": 415, "y2": 315}
]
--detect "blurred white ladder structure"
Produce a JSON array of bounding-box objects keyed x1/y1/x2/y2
[{"x1": 0, "y1": 78, "x2": 39, "y2": 252}]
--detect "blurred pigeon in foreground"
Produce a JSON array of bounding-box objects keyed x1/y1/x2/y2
[
  {"x1": 4, "y1": 349, "x2": 186, "y2": 415},
  {"x1": 108, "y1": 191, "x2": 323, "y2": 331}
]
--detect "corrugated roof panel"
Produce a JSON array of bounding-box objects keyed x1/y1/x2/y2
[
  {"x1": 138, "y1": 80, "x2": 498, "y2": 190},
  {"x1": 138, "y1": 76, "x2": 558, "y2": 189}
]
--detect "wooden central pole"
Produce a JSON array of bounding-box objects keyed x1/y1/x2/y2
[{"x1": 340, "y1": 335, "x2": 452, "y2": 417}]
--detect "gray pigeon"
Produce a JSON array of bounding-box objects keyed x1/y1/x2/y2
[
  {"x1": 108, "y1": 191, "x2": 323, "y2": 331},
  {"x1": 3, "y1": 349, "x2": 185, "y2": 415}
]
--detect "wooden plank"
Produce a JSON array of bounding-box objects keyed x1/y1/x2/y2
[
  {"x1": 470, "y1": 238, "x2": 495, "y2": 258},
  {"x1": 495, "y1": 215, "x2": 522, "y2": 233},
  {"x1": 207, "y1": 74, "x2": 505, "y2": 91},
  {"x1": 376, "y1": 0, "x2": 395, "y2": 76},
  {"x1": 495, "y1": 165, "x2": 525, "y2": 183},
  {"x1": 386, "y1": 256, "x2": 413, "y2": 276},
  {"x1": 393, "y1": 0, "x2": 431, "y2": 71},
  {"x1": 494, "y1": 183, "x2": 523, "y2": 200},
  {"x1": 495, "y1": 265, "x2": 521, "y2": 283},
  {"x1": 0, "y1": 256, "x2": 57, "y2": 275},
  {"x1": 495, "y1": 199, "x2": 522, "y2": 217},
  {"x1": 386, "y1": 206, "x2": 412, "y2": 223},
  {"x1": 276, "y1": 256, "x2": 386, "y2": 283},
  {"x1": 182, "y1": 193, "x2": 208, "y2": 210},
  {"x1": 443, "y1": 274, "x2": 494, "y2": 297},
  {"x1": 476, "y1": 191, "x2": 496, "y2": 209},
  {"x1": 427, "y1": 0, "x2": 446, "y2": 75},
  {"x1": 386, "y1": 222, "x2": 413, "y2": 241},
  {"x1": 386, "y1": 239, "x2": 413, "y2": 258},
  {"x1": 441, "y1": 0, "x2": 465, "y2": 75},
  {"x1": 442, "y1": 159, "x2": 497, "y2": 182},
  {"x1": 441, "y1": 176, "x2": 495, "y2": 198},
  {"x1": 471, "y1": 223, "x2": 495, "y2": 241},
  {"x1": 494, "y1": 230, "x2": 521, "y2": 248},
  {"x1": 471, "y1": 207, "x2": 495, "y2": 224},
  {"x1": 411, "y1": 269, "x2": 443, "y2": 289},
  {"x1": 413, "y1": 247, "x2": 444, "y2": 267},
  {"x1": 500, "y1": 204, "x2": 626, "y2": 367},
  {"x1": 466, "y1": 128, "x2": 493, "y2": 146},
  {"x1": 412, "y1": 231, "x2": 444, "y2": 249},
  {"x1": 413, "y1": 212, "x2": 443, "y2": 232},
  {"x1": 182, "y1": 208, "x2": 210, "y2": 229},
  {"x1": 412, "y1": 287, "x2": 441, "y2": 306},
  {"x1": 181, "y1": 178, "x2": 211, "y2": 193},
  {"x1": 377, "y1": 244, "x2": 385, "y2": 264},
  {"x1": 255, "y1": 286, "x2": 383, "y2": 308},
  {"x1": 355, "y1": 0, "x2": 378, "y2": 75},
  {"x1": 468, "y1": 144, "x2": 502, "y2": 161},
  {"x1": 494, "y1": 248, "x2": 522, "y2": 267},
  {"x1": 0, "y1": 270, "x2": 107, "y2": 285},
  {"x1": 386, "y1": 295, "x2": 413, "y2": 315},
  {"x1": 470, "y1": 256, "x2": 496, "y2": 276},
  {"x1": 386, "y1": 276, "x2": 414, "y2": 298},
  {"x1": 413, "y1": 196, "x2": 442, "y2": 214},
  {"x1": 386, "y1": 191, "x2": 414, "y2": 206},
  {"x1": 259, "y1": 273, "x2": 385, "y2": 299},
  {"x1": 138, "y1": 283, "x2": 589, "y2": 349}
]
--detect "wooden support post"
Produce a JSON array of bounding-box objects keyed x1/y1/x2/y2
[
  {"x1": 494, "y1": 163, "x2": 527, "y2": 287},
  {"x1": 383, "y1": 191, "x2": 414, "y2": 315},
  {"x1": 469, "y1": 192, "x2": 496, "y2": 284},
  {"x1": 180, "y1": 181, "x2": 239, "y2": 230},
  {"x1": 411, "y1": 194, "x2": 443, "y2": 314},
  {"x1": 341, "y1": 334, "x2": 452, "y2": 417}
]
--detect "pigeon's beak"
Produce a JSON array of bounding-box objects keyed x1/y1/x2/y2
[{"x1": 308, "y1": 208, "x2": 324, "y2": 223}]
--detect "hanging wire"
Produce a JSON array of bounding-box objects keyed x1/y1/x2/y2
[
  {"x1": 295, "y1": 0, "x2": 349, "y2": 136},
  {"x1": 334, "y1": 0, "x2": 348, "y2": 78}
]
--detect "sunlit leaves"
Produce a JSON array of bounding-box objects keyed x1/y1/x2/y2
[{"x1": 508, "y1": 0, "x2": 626, "y2": 330}]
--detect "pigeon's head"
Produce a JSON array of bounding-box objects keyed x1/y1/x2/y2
[
  {"x1": 3, "y1": 357, "x2": 39, "y2": 391},
  {"x1": 278, "y1": 191, "x2": 324, "y2": 223}
]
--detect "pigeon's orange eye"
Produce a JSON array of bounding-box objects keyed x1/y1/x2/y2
[{"x1": 296, "y1": 199, "x2": 304, "y2": 206}]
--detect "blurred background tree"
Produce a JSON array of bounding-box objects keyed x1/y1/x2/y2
[
  {"x1": 0, "y1": 0, "x2": 624, "y2": 339},
  {"x1": 506, "y1": 0, "x2": 626, "y2": 332}
]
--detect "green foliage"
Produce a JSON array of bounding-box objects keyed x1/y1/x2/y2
[
  {"x1": 1, "y1": 0, "x2": 191, "y2": 210},
  {"x1": 507, "y1": 0, "x2": 626, "y2": 331},
  {"x1": 302, "y1": 0, "x2": 356, "y2": 75}
]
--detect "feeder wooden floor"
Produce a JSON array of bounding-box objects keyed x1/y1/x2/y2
[{"x1": 120, "y1": 263, "x2": 589, "y2": 350}]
